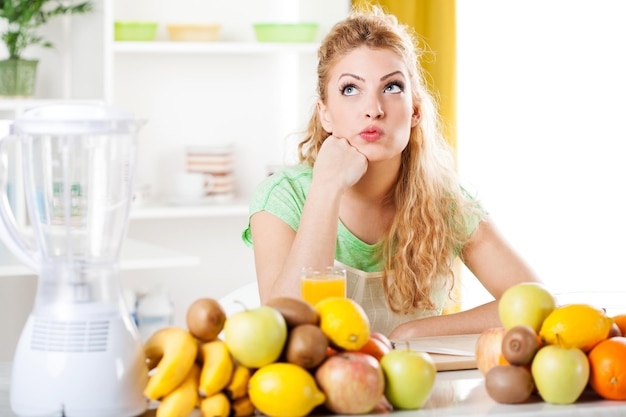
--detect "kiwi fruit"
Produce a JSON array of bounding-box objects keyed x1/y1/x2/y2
[
  {"x1": 485, "y1": 365, "x2": 534, "y2": 404},
  {"x1": 502, "y1": 325, "x2": 540, "y2": 365},
  {"x1": 285, "y1": 324, "x2": 329, "y2": 369},
  {"x1": 266, "y1": 296, "x2": 320, "y2": 328},
  {"x1": 186, "y1": 297, "x2": 227, "y2": 342}
]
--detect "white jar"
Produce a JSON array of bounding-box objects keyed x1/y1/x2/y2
[{"x1": 136, "y1": 288, "x2": 174, "y2": 342}]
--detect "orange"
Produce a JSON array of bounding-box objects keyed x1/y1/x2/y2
[
  {"x1": 539, "y1": 303, "x2": 614, "y2": 352},
  {"x1": 613, "y1": 314, "x2": 626, "y2": 336},
  {"x1": 315, "y1": 297, "x2": 370, "y2": 351},
  {"x1": 371, "y1": 331, "x2": 394, "y2": 351},
  {"x1": 588, "y1": 336, "x2": 626, "y2": 400},
  {"x1": 357, "y1": 335, "x2": 392, "y2": 361}
]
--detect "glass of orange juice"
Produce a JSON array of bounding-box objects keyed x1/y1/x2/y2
[{"x1": 301, "y1": 266, "x2": 347, "y2": 306}]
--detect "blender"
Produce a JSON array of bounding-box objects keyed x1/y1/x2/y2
[{"x1": 0, "y1": 103, "x2": 149, "y2": 416}]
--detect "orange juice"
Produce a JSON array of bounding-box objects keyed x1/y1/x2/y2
[{"x1": 301, "y1": 275, "x2": 346, "y2": 307}]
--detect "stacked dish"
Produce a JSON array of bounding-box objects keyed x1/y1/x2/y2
[{"x1": 185, "y1": 144, "x2": 236, "y2": 201}]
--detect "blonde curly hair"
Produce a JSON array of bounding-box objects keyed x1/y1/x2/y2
[{"x1": 297, "y1": 6, "x2": 482, "y2": 314}]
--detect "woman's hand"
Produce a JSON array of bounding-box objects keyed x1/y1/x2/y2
[{"x1": 313, "y1": 135, "x2": 368, "y2": 191}]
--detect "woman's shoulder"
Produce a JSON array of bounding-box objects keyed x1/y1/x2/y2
[
  {"x1": 256, "y1": 164, "x2": 312, "y2": 193},
  {"x1": 270, "y1": 163, "x2": 313, "y2": 180},
  {"x1": 250, "y1": 163, "x2": 312, "y2": 209}
]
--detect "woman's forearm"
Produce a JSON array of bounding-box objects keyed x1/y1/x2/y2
[
  {"x1": 388, "y1": 300, "x2": 501, "y2": 340},
  {"x1": 269, "y1": 180, "x2": 343, "y2": 298}
]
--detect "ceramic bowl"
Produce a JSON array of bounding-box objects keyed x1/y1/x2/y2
[
  {"x1": 114, "y1": 21, "x2": 158, "y2": 41},
  {"x1": 253, "y1": 23, "x2": 318, "y2": 43},
  {"x1": 167, "y1": 24, "x2": 221, "y2": 42}
]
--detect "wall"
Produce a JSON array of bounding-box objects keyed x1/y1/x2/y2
[
  {"x1": 456, "y1": 0, "x2": 626, "y2": 307},
  {"x1": 0, "y1": 0, "x2": 351, "y2": 361}
]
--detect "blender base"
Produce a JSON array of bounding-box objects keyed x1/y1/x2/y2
[{"x1": 10, "y1": 312, "x2": 148, "y2": 417}]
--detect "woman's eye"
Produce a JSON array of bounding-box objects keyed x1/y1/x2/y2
[
  {"x1": 341, "y1": 84, "x2": 358, "y2": 96},
  {"x1": 384, "y1": 82, "x2": 404, "y2": 93}
]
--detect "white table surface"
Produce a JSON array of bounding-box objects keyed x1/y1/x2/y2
[{"x1": 2, "y1": 361, "x2": 626, "y2": 417}]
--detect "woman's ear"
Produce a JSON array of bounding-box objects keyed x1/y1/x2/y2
[
  {"x1": 411, "y1": 107, "x2": 420, "y2": 127},
  {"x1": 317, "y1": 101, "x2": 333, "y2": 133}
]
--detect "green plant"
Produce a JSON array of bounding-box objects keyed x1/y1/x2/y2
[{"x1": 0, "y1": 0, "x2": 93, "y2": 60}]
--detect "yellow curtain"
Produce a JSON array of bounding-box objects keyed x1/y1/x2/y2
[
  {"x1": 352, "y1": 0, "x2": 457, "y2": 152},
  {"x1": 352, "y1": 0, "x2": 462, "y2": 313}
]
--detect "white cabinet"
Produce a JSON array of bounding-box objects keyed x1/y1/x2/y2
[{"x1": 104, "y1": 0, "x2": 351, "y2": 217}]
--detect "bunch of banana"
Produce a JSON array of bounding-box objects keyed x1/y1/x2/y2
[
  {"x1": 142, "y1": 326, "x2": 255, "y2": 417},
  {"x1": 144, "y1": 326, "x2": 198, "y2": 401},
  {"x1": 198, "y1": 342, "x2": 255, "y2": 417}
]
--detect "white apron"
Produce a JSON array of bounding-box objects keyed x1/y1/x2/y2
[{"x1": 336, "y1": 261, "x2": 445, "y2": 336}]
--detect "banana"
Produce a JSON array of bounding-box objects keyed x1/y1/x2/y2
[
  {"x1": 144, "y1": 326, "x2": 198, "y2": 400},
  {"x1": 224, "y1": 363, "x2": 251, "y2": 400},
  {"x1": 156, "y1": 364, "x2": 200, "y2": 417},
  {"x1": 231, "y1": 396, "x2": 255, "y2": 417},
  {"x1": 198, "y1": 339, "x2": 234, "y2": 397},
  {"x1": 200, "y1": 392, "x2": 230, "y2": 417}
]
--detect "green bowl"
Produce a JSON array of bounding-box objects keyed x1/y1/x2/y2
[
  {"x1": 253, "y1": 23, "x2": 318, "y2": 43},
  {"x1": 115, "y1": 21, "x2": 158, "y2": 41}
]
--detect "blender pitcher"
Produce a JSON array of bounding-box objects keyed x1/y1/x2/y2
[{"x1": 0, "y1": 103, "x2": 148, "y2": 417}]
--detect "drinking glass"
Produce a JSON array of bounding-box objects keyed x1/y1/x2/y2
[{"x1": 301, "y1": 266, "x2": 346, "y2": 306}]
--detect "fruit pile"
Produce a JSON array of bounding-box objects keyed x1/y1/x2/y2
[
  {"x1": 476, "y1": 283, "x2": 626, "y2": 405},
  {"x1": 143, "y1": 295, "x2": 437, "y2": 417}
]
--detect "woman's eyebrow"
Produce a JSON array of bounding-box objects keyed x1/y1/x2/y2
[
  {"x1": 380, "y1": 70, "x2": 404, "y2": 81},
  {"x1": 338, "y1": 73, "x2": 364, "y2": 82},
  {"x1": 338, "y1": 71, "x2": 405, "y2": 83}
]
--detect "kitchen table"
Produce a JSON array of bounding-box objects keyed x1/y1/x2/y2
[{"x1": 2, "y1": 361, "x2": 626, "y2": 416}]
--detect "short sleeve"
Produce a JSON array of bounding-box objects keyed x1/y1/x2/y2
[{"x1": 241, "y1": 165, "x2": 312, "y2": 247}]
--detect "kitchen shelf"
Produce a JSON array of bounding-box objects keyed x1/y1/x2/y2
[
  {"x1": 112, "y1": 41, "x2": 319, "y2": 55},
  {"x1": 0, "y1": 238, "x2": 200, "y2": 278},
  {"x1": 130, "y1": 199, "x2": 249, "y2": 220},
  {"x1": 0, "y1": 99, "x2": 102, "y2": 113}
]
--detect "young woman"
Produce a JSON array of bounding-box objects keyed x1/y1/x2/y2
[{"x1": 242, "y1": 6, "x2": 540, "y2": 339}]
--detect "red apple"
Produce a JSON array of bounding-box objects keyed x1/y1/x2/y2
[
  {"x1": 314, "y1": 351, "x2": 385, "y2": 414},
  {"x1": 475, "y1": 327, "x2": 506, "y2": 375}
]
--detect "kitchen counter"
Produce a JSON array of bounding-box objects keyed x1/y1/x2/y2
[{"x1": 2, "y1": 362, "x2": 626, "y2": 416}]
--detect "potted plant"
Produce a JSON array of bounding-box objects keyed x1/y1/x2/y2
[{"x1": 0, "y1": 0, "x2": 93, "y2": 97}]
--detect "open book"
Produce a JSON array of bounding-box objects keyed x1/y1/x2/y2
[{"x1": 391, "y1": 334, "x2": 479, "y2": 372}]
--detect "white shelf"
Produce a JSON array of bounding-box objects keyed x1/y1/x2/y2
[
  {"x1": 130, "y1": 198, "x2": 249, "y2": 220},
  {"x1": 0, "y1": 238, "x2": 200, "y2": 277},
  {"x1": 112, "y1": 41, "x2": 319, "y2": 55},
  {"x1": 0, "y1": 99, "x2": 103, "y2": 113}
]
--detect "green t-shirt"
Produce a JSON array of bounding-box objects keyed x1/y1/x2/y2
[{"x1": 242, "y1": 164, "x2": 484, "y2": 272}]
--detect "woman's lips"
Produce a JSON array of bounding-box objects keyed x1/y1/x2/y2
[{"x1": 360, "y1": 126, "x2": 383, "y2": 142}]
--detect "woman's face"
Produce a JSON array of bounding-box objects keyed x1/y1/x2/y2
[{"x1": 318, "y1": 46, "x2": 419, "y2": 163}]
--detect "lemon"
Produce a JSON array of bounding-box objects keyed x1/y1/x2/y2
[
  {"x1": 315, "y1": 297, "x2": 370, "y2": 350},
  {"x1": 248, "y1": 362, "x2": 325, "y2": 417},
  {"x1": 539, "y1": 303, "x2": 614, "y2": 352}
]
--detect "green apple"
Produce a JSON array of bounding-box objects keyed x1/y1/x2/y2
[
  {"x1": 498, "y1": 282, "x2": 555, "y2": 332},
  {"x1": 531, "y1": 345, "x2": 590, "y2": 404},
  {"x1": 223, "y1": 305, "x2": 287, "y2": 368},
  {"x1": 380, "y1": 349, "x2": 436, "y2": 409}
]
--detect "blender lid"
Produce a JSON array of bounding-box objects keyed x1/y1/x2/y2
[{"x1": 14, "y1": 102, "x2": 145, "y2": 135}]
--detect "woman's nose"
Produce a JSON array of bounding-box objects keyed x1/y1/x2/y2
[{"x1": 365, "y1": 95, "x2": 385, "y2": 119}]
